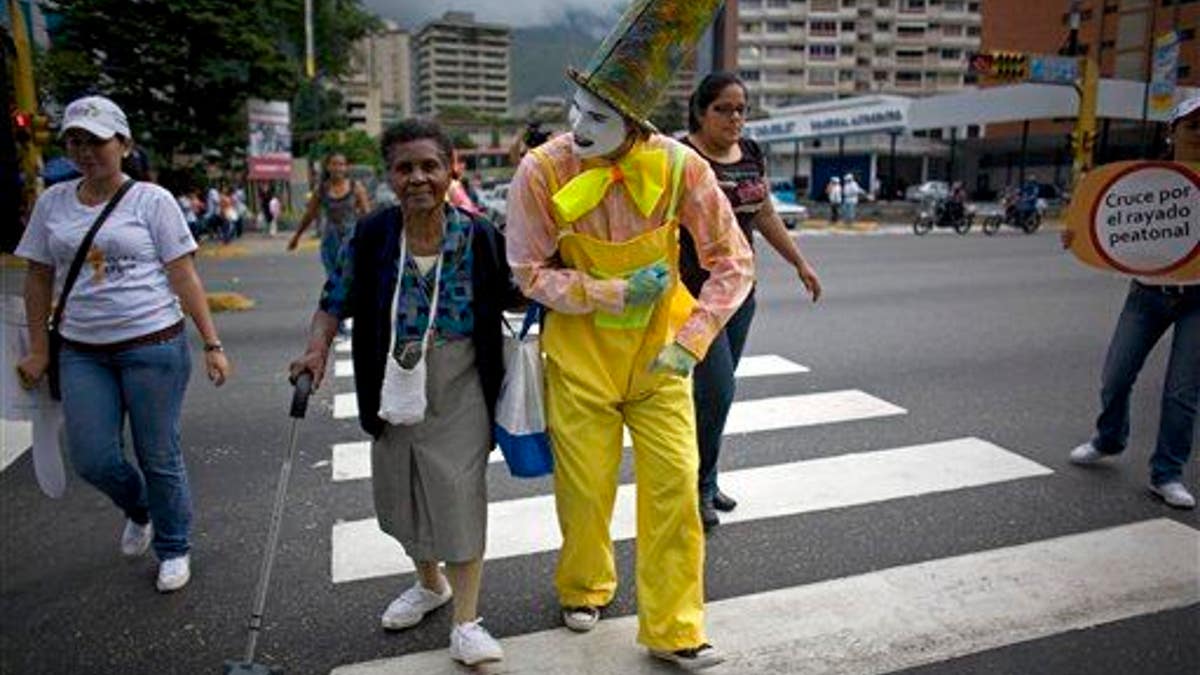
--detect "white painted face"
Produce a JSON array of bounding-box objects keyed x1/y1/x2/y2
[{"x1": 569, "y1": 88, "x2": 628, "y2": 159}]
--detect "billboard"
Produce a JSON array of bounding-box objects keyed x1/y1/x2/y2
[
  {"x1": 1148, "y1": 31, "x2": 1180, "y2": 120},
  {"x1": 247, "y1": 99, "x2": 292, "y2": 180}
]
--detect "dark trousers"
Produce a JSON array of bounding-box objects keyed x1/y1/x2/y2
[{"x1": 694, "y1": 292, "x2": 757, "y2": 502}]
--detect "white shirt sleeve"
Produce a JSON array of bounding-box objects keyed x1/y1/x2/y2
[
  {"x1": 13, "y1": 188, "x2": 57, "y2": 266},
  {"x1": 143, "y1": 184, "x2": 198, "y2": 264}
]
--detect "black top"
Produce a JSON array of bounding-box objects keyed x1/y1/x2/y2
[
  {"x1": 679, "y1": 136, "x2": 768, "y2": 297},
  {"x1": 347, "y1": 205, "x2": 524, "y2": 439}
]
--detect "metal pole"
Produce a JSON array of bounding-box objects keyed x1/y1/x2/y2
[
  {"x1": 1138, "y1": 1, "x2": 1158, "y2": 156},
  {"x1": 305, "y1": 0, "x2": 316, "y2": 79},
  {"x1": 948, "y1": 127, "x2": 957, "y2": 181},
  {"x1": 889, "y1": 131, "x2": 897, "y2": 201},
  {"x1": 837, "y1": 135, "x2": 845, "y2": 176},
  {"x1": 792, "y1": 138, "x2": 800, "y2": 191},
  {"x1": 1018, "y1": 120, "x2": 1029, "y2": 185}
]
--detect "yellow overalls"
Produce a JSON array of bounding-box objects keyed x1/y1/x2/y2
[{"x1": 530, "y1": 145, "x2": 706, "y2": 651}]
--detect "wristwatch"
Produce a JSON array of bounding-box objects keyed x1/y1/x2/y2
[{"x1": 203, "y1": 342, "x2": 224, "y2": 353}]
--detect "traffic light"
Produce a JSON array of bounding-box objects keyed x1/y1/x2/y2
[
  {"x1": 992, "y1": 51, "x2": 1029, "y2": 81},
  {"x1": 12, "y1": 109, "x2": 32, "y2": 143},
  {"x1": 31, "y1": 114, "x2": 52, "y2": 146}
]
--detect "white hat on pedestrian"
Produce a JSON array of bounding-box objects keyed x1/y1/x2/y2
[
  {"x1": 60, "y1": 95, "x2": 131, "y2": 140},
  {"x1": 830, "y1": 176, "x2": 840, "y2": 183},
  {"x1": 1170, "y1": 95, "x2": 1200, "y2": 126},
  {"x1": 843, "y1": 172, "x2": 854, "y2": 180}
]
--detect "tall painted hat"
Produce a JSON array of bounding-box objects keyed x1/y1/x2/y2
[{"x1": 568, "y1": 0, "x2": 726, "y2": 132}]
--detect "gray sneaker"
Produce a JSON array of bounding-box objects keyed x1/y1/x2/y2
[
  {"x1": 1068, "y1": 441, "x2": 1107, "y2": 465},
  {"x1": 381, "y1": 576, "x2": 452, "y2": 630},
  {"x1": 120, "y1": 519, "x2": 152, "y2": 557},
  {"x1": 650, "y1": 643, "x2": 726, "y2": 671},
  {"x1": 1150, "y1": 482, "x2": 1196, "y2": 509}
]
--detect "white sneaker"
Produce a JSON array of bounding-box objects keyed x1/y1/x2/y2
[
  {"x1": 449, "y1": 618, "x2": 504, "y2": 665},
  {"x1": 156, "y1": 555, "x2": 191, "y2": 593},
  {"x1": 381, "y1": 577, "x2": 452, "y2": 630},
  {"x1": 561, "y1": 605, "x2": 600, "y2": 632},
  {"x1": 650, "y1": 643, "x2": 726, "y2": 671},
  {"x1": 1150, "y1": 482, "x2": 1196, "y2": 509},
  {"x1": 120, "y1": 519, "x2": 153, "y2": 557},
  {"x1": 1069, "y1": 441, "x2": 1107, "y2": 465}
]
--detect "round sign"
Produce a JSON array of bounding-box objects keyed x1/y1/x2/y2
[{"x1": 1089, "y1": 162, "x2": 1200, "y2": 276}]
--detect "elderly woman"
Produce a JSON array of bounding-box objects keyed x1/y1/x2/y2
[
  {"x1": 289, "y1": 119, "x2": 521, "y2": 666},
  {"x1": 15, "y1": 95, "x2": 230, "y2": 593},
  {"x1": 682, "y1": 72, "x2": 823, "y2": 530}
]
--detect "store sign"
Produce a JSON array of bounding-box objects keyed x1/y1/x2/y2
[
  {"x1": 744, "y1": 102, "x2": 909, "y2": 143},
  {"x1": 247, "y1": 99, "x2": 293, "y2": 181},
  {"x1": 1028, "y1": 55, "x2": 1080, "y2": 85},
  {"x1": 1066, "y1": 161, "x2": 1200, "y2": 280}
]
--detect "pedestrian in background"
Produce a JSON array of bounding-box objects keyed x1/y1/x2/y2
[
  {"x1": 841, "y1": 172, "x2": 863, "y2": 225},
  {"x1": 1065, "y1": 95, "x2": 1199, "y2": 509},
  {"x1": 683, "y1": 71, "x2": 823, "y2": 529},
  {"x1": 14, "y1": 95, "x2": 231, "y2": 592},
  {"x1": 826, "y1": 175, "x2": 841, "y2": 223},
  {"x1": 289, "y1": 119, "x2": 522, "y2": 666},
  {"x1": 287, "y1": 152, "x2": 370, "y2": 279}
]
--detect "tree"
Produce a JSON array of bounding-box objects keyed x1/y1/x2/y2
[
  {"x1": 649, "y1": 98, "x2": 686, "y2": 134},
  {"x1": 309, "y1": 128, "x2": 381, "y2": 171},
  {"x1": 38, "y1": 0, "x2": 377, "y2": 166}
]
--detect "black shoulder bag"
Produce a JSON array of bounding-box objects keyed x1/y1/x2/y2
[{"x1": 46, "y1": 179, "x2": 136, "y2": 400}]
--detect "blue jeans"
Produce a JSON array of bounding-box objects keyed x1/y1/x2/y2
[
  {"x1": 1092, "y1": 281, "x2": 1199, "y2": 485},
  {"x1": 60, "y1": 331, "x2": 193, "y2": 559},
  {"x1": 842, "y1": 201, "x2": 857, "y2": 223},
  {"x1": 694, "y1": 291, "x2": 756, "y2": 502}
]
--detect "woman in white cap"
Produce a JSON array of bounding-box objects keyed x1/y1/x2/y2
[
  {"x1": 1066, "y1": 95, "x2": 1199, "y2": 509},
  {"x1": 14, "y1": 95, "x2": 232, "y2": 591}
]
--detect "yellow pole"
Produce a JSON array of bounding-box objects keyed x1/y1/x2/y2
[
  {"x1": 8, "y1": 0, "x2": 41, "y2": 210},
  {"x1": 1072, "y1": 57, "x2": 1099, "y2": 187}
]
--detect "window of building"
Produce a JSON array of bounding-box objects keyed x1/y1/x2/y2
[
  {"x1": 768, "y1": 21, "x2": 790, "y2": 32},
  {"x1": 812, "y1": 0, "x2": 839, "y2": 10},
  {"x1": 967, "y1": 1, "x2": 979, "y2": 11},
  {"x1": 876, "y1": 46, "x2": 890, "y2": 56},
  {"x1": 877, "y1": 21, "x2": 892, "y2": 31},
  {"x1": 898, "y1": 24, "x2": 926, "y2": 38},
  {"x1": 874, "y1": 70, "x2": 890, "y2": 81},
  {"x1": 768, "y1": 0, "x2": 789, "y2": 6},
  {"x1": 840, "y1": 70, "x2": 856, "y2": 81},
  {"x1": 741, "y1": 21, "x2": 762, "y2": 33},
  {"x1": 878, "y1": 0, "x2": 893, "y2": 7},
  {"x1": 940, "y1": 48, "x2": 961, "y2": 59},
  {"x1": 742, "y1": 0, "x2": 762, "y2": 6},
  {"x1": 842, "y1": 0, "x2": 857, "y2": 6},
  {"x1": 967, "y1": 124, "x2": 980, "y2": 138},
  {"x1": 896, "y1": 71, "x2": 922, "y2": 82},
  {"x1": 841, "y1": 21, "x2": 856, "y2": 31},
  {"x1": 809, "y1": 44, "x2": 838, "y2": 59},
  {"x1": 740, "y1": 70, "x2": 763, "y2": 81},
  {"x1": 967, "y1": 25, "x2": 980, "y2": 36},
  {"x1": 810, "y1": 20, "x2": 838, "y2": 35},
  {"x1": 766, "y1": 45, "x2": 792, "y2": 57},
  {"x1": 897, "y1": 48, "x2": 924, "y2": 61},
  {"x1": 809, "y1": 69, "x2": 836, "y2": 84},
  {"x1": 944, "y1": 0, "x2": 964, "y2": 10},
  {"x1": 901, "y1": 0, "x2": 926, "y2": 11},
  {"x1": 943, "y1": 24, "x2": 963, "y2": 35},
  {"x1": 929, "y1": 128, "x2": 943, "y2": 139},
  {"x1": 841, "y1": 44, "x2": 856, "y2": 55}
]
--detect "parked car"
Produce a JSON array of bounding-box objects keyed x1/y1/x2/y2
[
  {"x1": 904, "y1": 180, "x2": 949, "y2": 203},
  {"x1": 771, "y1": 194, "x2": 809, "y2": 229}
]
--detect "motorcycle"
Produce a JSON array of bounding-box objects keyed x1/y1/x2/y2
[
  {"x1": 982, "y1": 188, "x2": 1042, "y2": 235},
  {"x1": 913, "y1": 196, "x2": 973, "y2": 235}
]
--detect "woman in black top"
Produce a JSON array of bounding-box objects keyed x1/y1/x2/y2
[{"x1": 681, "y1": 72, "x2": 824, "y2": 530}]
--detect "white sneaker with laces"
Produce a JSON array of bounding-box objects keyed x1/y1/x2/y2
[
  {"x1": 1150, "y1": 482, "x2": 1196, "y2": 509},
  {"x1": 1069, "y1": 442, "x2": 1107, "y2": 465},
  {"x1": 561, "y1": 605, "x2": 600, "y2": 632},
  {"x1": 449, "y1": 618, "x2": 504, "y2": 665},
  {"x1": 650, "y1": 643, "x2": 726, "y2": 671},
  {"x1": 381, "y1": 577, "x2": 452, "y2": 630},
  {"x1": 120, "y1": 519, "x2": 152, "y2": 557},
  {"x1": 156, "y1": 555, "x2": 190, "y2": 593}
]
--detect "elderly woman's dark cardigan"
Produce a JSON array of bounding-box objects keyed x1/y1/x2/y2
[{"x1": 348, "y1": 205, "x2": 522, "y2": 439}]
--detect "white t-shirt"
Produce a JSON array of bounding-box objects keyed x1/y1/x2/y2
[{"x1": 16, "y1": 179, "x2": 198, "y2": 344}]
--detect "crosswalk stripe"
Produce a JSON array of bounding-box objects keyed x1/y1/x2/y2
[
  {"x1": 0, "y1": 421, "x2": 31, "y2": 472},
  {"x1": 330, "y1": 437, "x2": 1046, "y2": 583},
  {"x1": 329, "y1": 389, "x2": 905, "y2": 482},
  {"x1": 333, "y1": 354, "x2": 808, "y2": 380},
  {"x1": 331, "y1": 518, "x2": 1199, "y2": 675}
]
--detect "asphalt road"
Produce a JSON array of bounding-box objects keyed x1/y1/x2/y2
[{"x1": 1, "y1": 228, "x2": 1196, "y2": 675}]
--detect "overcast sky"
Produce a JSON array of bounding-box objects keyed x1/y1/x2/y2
[{"x1": 365, "y1": 0, "x2": 627, "y2": 29}]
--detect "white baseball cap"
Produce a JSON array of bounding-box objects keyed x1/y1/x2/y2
[
  {"x1": 1171, "y1": 95, "x2": 1200, "y2": 126},
  {"x1": 60, "y1": 95, "x2": 131, "y2": 140}
]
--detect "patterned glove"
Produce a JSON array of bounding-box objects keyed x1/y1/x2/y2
[
  {"x1": 651, "y1": 342, "x2": 698, "y2": 376},
  {"x1": 624, "y1": 261, "x2": 670, "y2": 306}
]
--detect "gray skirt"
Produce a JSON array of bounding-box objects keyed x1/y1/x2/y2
[{"x1": 371, "y1": 338, "x2": 490, "y2": 563}]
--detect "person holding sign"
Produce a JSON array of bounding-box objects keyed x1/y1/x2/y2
[{"x1": 1063, "y1": 96, "x2": 1199, "y2": 509}]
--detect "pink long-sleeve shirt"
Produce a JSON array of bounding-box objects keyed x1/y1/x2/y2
[{"x1": 505, "y1": 133, "x2": 754, "y2": 359}]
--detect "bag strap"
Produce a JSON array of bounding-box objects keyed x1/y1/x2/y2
[{"x1": 51, "y1": 179, "x2": 136, "y2": 332}]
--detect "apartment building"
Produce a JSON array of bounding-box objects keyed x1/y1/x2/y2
[
  {"x1": 737, "y1": 0, "x2": 982, "y2": 110},
  {"x1": 415, "y1": 12, "x2": 511, "y2": 118},
  {"x1": 339, "y1": 21, "x2": 413, "y2": 136}
]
